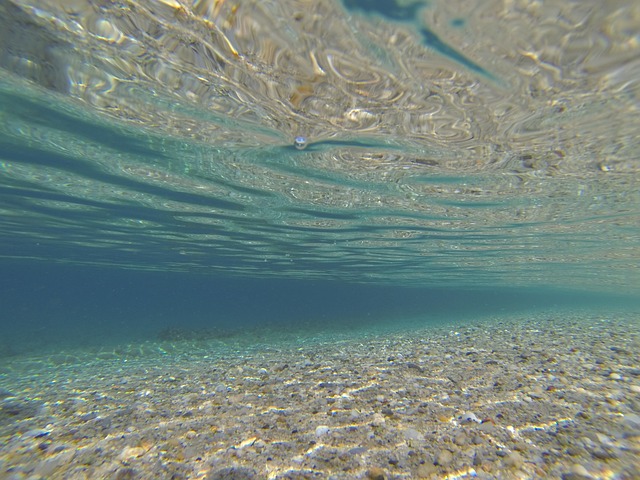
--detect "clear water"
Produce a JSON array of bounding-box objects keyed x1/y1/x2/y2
[{"x1": 0, "y1": 0, "x2": 639, "y2": 352}]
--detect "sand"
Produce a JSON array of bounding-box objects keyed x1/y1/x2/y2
[{"x1": 1, "y1": 311, "x2": 639, "y2": 479}]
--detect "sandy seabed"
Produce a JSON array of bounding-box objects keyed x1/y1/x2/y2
[{"x1": 1, "y1": 311, "x2": 639, "y2": 480}]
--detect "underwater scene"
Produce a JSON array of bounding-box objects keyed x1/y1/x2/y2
[{"x1": 0, "y1": 0, "x2": 639, "y2": 478}]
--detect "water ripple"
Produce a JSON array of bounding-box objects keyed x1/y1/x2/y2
[{"x1": 0, "y1": 0, "x2": 638, "y2": 291}]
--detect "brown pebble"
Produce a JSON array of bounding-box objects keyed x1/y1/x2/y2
[{"x1": 367, "y1": 467, "x2": 386, "y2": 480}]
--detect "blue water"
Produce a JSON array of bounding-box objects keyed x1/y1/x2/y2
[
  {"x1": 0, "y1": 0, "x2": 639, "y2": 356},
  {"x1": 1, "y1": 262, "x2": 637, "y2": 356}
]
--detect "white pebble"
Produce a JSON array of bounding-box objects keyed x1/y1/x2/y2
[
  {"x1": 459, "y1": 412, "x2": 481, "y2": 424},
  {"x1": 403, "y1": 428, "x2": 424, "y2": 442},
  {"x1": 570, "y1": 464, "x2": 592, "y2": 477},
  {"x1": 315, "y1": 425, "x2": 330, "y2": 437},
  {"x1": 371, "y1": 413, "x2": 385, "y2": 427}
]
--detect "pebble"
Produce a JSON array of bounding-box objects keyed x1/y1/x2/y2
[
  {"x1": 371, "y1": 413, "x2": 385, "y2": 427},
  {"x1": 119, "y1": 446, "x2": 145, "y2": 460},
  {"x1": 435, "y1": 449, "x2": 453, "y2": 466},
  {"x1": 504, "y1": 451, "x2": 524, "y2": 469},
  {"x1": 315, "y1": 425, "x2": 330, "y2": 437},
  {"x1": 569, "y1": 464, "x2": 593, "y2": 478},
  {"x1": 459, "y1": 412, "x2": 481, "y2": 424},
  {"x1": 562, "y1": 466, "x2": 593, "y2": 480},
  {"x1": 453, "y1": 432, "x2": 468, "y2": 446},
  {"x1": 366, "y1": 467, "x2": 386, "y2": 480},
  {"x1": 402, "y1": 428, "x2": 424, "y2": 442},
  {"x1": 416, "y1": 463, "x2": 438, "y2": 477}
]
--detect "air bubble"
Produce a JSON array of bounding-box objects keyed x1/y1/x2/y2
[{"x1": 294, "y1": 136, "x2": 308, "y2": 150}]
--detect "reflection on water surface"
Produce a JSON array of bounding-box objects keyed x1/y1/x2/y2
[{"x1": 0, "y1": 0, "x2": 638, "y2": 291}]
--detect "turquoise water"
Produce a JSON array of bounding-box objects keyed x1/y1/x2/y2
[{"x1": 0, "y1": 0, "x2": 639, "y2": 353}]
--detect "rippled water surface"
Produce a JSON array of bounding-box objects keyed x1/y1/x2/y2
[{"x1": 1, "y1": 0, "x2": 639, "y2": 291}]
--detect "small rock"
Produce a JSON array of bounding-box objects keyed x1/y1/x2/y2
[
  {"x1": 371, "y1": 413, "x2": 385, "y2": 427},
  {"x1": 562, "y1": 463, "x2": 594, "y2": 480},
  {"x1": 23, "y1": 429, "x2": 51, "y2": 438},
  {"x1": 591, "y1": 448, "x2": 618, "y2": 460},
  {"x1": 93, "y1": 416, "x2": 112, "y2": 431},
  {"x1": 504, "y1": 451, "x2": 524, "y2": 469},
  {"x1": 367, "y1": 467, "x2": 386, "y2": 480},
  {"x1": 416, "y1": 464, "x2": 437, "y2": 477},
  {"x1": 214, "y1": 384, "x2": 228, "y2": 393},
  {"x1": 453, "y1": 432, "x2": 468, "y2": 446},
  {"x1": 407, "y1": 362, "x2": 422, "y2": 372},
  {"x1": 565, "y1": 464, "x2": 593, "y2": 479},
  {"x1": 435, "y1": 449, "x2": 453, "y2": 466},
  {"x1": 609, "y1": 373, "x2": 622, "y2": 380},
  {"x1": 566, "y1": 446, "x2": 587, "y2": 457},
  {"x1": 113, "y1": 468, "x2": 138, "y2": 480},
  {"x1": 478, "y1": 421, "x2": 496, "y2": 433},
  {"x1": 348, "y1": 446, "x2": 367, "y2": 455},
  {"x1": 403, "y1": 428, "x2": 424, "y2": 442},
  {"x1": 315, "y1": 425, "x2": 330, "y2": 437},
  {"x1": 458, "y1": 412, "x2": 481, "y2": 424},
  {"x1": 119, "y1": 447, "x2": 145, "y2": 460}
]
